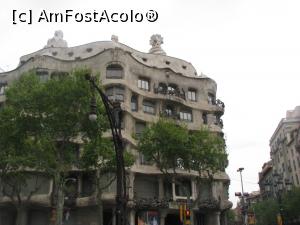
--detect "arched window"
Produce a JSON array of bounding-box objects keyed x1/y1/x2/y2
[{"x1": 106, "y1": 64, "x2": 123, "y2": 79}]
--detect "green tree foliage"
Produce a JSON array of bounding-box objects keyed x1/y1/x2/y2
[
  {"x1": 252, "y1": 187, "x2": 300, "y2": 225},
  {"x1": 226, "y1": 209, "x2": 236, "y2": 225},
  {"x1": 282, "y1": 187, "x2": 300, "y2": 220},
  {"x1": 138, "y1": 119, "x2": 227, "y2": 175},
  {"x1": 0, "y1": 69, "x2": 117, "y2": 225},
  {"x1": 188, "y1": 129, "x2": 228, "y2": 177},
  {"x1": 138, "y1": 119, "x2": 189, "y2": 173},
  {"x1": 252, "y1": 198, "x2": 278, "y2": 225}
]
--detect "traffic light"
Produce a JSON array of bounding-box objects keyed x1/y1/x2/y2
[
  {"x1": 247, "y1": 212, "x2": 256, "y2": 225},
  {"x1": 185, "y1": 208, "x2": 191, "y2": 224},
  {"x1": 50, "y1": 208, "x2": 56, "y2": 224},
  {"x1": 179, "y1": 204, "x2": 183, "y2": 223},
  {"x1": 179, "y1": 203, "x2": 191, "y2": 225}
]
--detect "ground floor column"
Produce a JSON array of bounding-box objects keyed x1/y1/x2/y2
[
  {"x1": 190, "y1": 210, "x2": 195, "y2": 225},
  {"x1": 160, "y1": 210, "x2": 167, "y2": 225},
  {"x1": 206, "y1": 211, "x2": 220, "y2": 225},
  {"x1": 129, "y1": 209, "x2": 135, "y2": 225},
  {"x1": 16, "y1": 206, "x2": 28, "y2": 225},
  {"x1": 112, "y1": 207, "x2": 116, "y2": 225},
  {"x1": 158, "y1": 176, "x2": 164, "y2": 200},
  {"x1": 128, "y1": 172, "x2": 135, "y2": 200},
  {"x1": 220, "y1": 211, "x2": 227, "y2": 225}
]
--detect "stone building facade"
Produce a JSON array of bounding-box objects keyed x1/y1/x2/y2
[
  {"x1": 258, "y1": 161, "x2": 273, "y2": 198},
  {"x1": 270, "y1": 106, "x2": 300, "y2": 188},
  {"x1": 0, "y1": 31, "x2": 231, "y2": 225}
]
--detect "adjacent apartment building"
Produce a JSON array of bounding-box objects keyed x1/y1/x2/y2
[
  {"x1": 270, "y1": 106, "x2": 300, "y2": 189},
  {"x1": 258, "y1": 161, "x2": 273, "y2": 198},
  {"x1": 0, "y1": 31, "x2": 231, "y2": 225}
]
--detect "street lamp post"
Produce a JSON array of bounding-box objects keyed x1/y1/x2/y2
[
  {"x1": 237, "y1": 167, "x2": 247, "y2": 225},
  {"x1": 264, "y1": 172, "x2": 292, "y2": 225},
  {"x1": 85, "y1": 74, "x2": 127, "y2": 225}
]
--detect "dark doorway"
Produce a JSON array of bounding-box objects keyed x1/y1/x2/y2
[
  {"x1": 165, "y1": 214, "x2": 182, "y2": 225},
  {"x1": 0, "y1": 208, "x2": 16, "y2": 225},
  {"x1": 104, "y1": 210, "x2": 113, "y2": 225},
  {"x1": 28, "y1": 209, "x2": 49, "y2": 225},
  {"x1": 195, "y1": 213, "x2": 205, "y2": 225}
]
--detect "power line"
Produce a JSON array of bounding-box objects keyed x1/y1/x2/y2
[{"x1": 231, "y1": 178, "x2": 258, "y2": 185}]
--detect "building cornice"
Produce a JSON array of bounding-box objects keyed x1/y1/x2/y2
[{"x1": 18, "y1": 40, "x2": 204, "y2": 79}]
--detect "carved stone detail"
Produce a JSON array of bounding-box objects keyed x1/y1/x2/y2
[
  {"x1": 111, "y1": 35, "x2": 119, "y2": 42},
  {"x1": 198, "y1": 198, "x2": 220, "y2": 210},
  {"x1": 45, "y1": 30, "x2": 68, "y2": 48},
  {"x1": 149, "y1": 34, "x2": 166, "y2": 55},
  {"x1": 220, "y1": 200, "x2": 233, "y2": 210},
  {"x1": 133, "y1": 197, "x2": 169, "y2": 209}
]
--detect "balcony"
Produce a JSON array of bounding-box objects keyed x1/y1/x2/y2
[
  {"x1": 154, "y1": 86, "x2": 186, "y2": 101},
  {"x1": 214, "y1": 118, "x2": 224, "y2": 129},
  {"x1": 133, "y1": 197, "x2": 169, "y2": 209},
  {"x1": 213, "y1": 99, "x2": 225, "y2": 115}
]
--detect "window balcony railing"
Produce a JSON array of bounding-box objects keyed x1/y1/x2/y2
[
  {"x1": 215, "y1": 99, "x2": 225, "y2": 110},
  {"x1": 159, "y1": 111, "x2": 180, "y2": 120},
  {"x1": 154, "y1": 86, "x2": 186, "y2": 100},
  {"x1": 214, "y1": 118, "x2": 224, "y2": 129}
]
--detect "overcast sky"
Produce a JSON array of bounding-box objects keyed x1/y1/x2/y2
[{"x1": 1, "y1": 0, "x2": 300, "y2": 207}]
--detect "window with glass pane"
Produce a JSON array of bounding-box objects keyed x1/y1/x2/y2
[
  {"x1": 158, "y1": 83, "x2": 167, "y2": 93},
  {"x1": 0, "y1": 82, "x2": 7, "y2": 95},
  {"x1": 175, "y1": 180, "x2": 191, "y2": 197},
  {"x1": 106, "y1": 87, "x2": 114, "y2": 101},
  {"x1": 165, "y1": 105, "x2": 174, "y2": 116},
  {"x1": 50, "y1": 71, "x2": 68, "y2": 80},
  {"x1": 131, "y1": 95, "x2": 138, "y2": 111},
  {"x1": 180, "y1": 110, "x2": 192, "y2": 121},
  {"x1": 202, "y1": 112, "x2": 208, "y2": 124},
  {"x1": 188, "y1": 89, "x2": 196, "y2": 101},
  {"x1": 105, "y1": 86, "x2": 124, "y2": 102},
  {"x1": 208, "y1": 93, "x2": 216, "y2": 105},
  {"x1": 135, "y1": 122, "x2": 146, "y2": 138},
  {"x1": 106, "y1": 64, "x2": 123, "y2": 78},
  {"x1": 81, "y1": 173, "x2": 96, "y2": 197},
  {"x1": 168, "y1": 84, "x2": 178, "y2": 94},
  {"x1": 143, "y1": 100, "x2": 155, "y2": 114},
  {"x1": 138, "y1": 78, "x2": 150, "y2": 91},
  {"x1": 36, "y1": 69, "x2": 49, "y2": 82}
]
